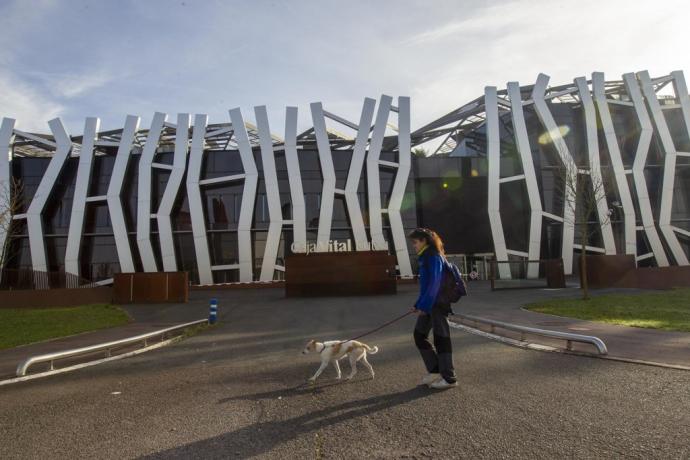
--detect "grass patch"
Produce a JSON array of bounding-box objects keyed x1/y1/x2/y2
[
  {"x1": 0, "y1": 304, "x2": 131, "y2": 350},
  {"x1": 526, "y1": 288, "x2": 690, "y2": 332}
]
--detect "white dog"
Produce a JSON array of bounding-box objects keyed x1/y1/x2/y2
[{"x1": 301, "y1": 339, "x2": 378, "y2": 383}]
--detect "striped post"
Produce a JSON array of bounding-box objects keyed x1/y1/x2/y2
[{"x1": 209, "y1": 298, "x2": 218, "y2": 325}]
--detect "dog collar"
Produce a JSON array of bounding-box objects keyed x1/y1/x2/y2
[{"x1": 318, "y1": 343, "x2": 327, "y2": 354}]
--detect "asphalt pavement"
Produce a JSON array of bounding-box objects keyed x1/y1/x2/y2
[{"x1": 0, "y1": 285, "x2": 688, "y2": 459}]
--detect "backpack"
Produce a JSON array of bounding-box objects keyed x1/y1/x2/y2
[{"x1": 440, "y1": 259, "x2": 467, "y2": 303}]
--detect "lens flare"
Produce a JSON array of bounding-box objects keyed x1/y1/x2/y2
[
  {"x1": 538, "y1": 125, "x2": 570, "y2": 145},
  {"x1": 440, "y1": 169, "x2": 462, "y2": 191}
]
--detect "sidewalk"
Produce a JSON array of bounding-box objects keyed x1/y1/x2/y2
[
  {"x1": 0, "y1": 301, "x2": 208, "y2": 380},
  {"x1": 454, "y1": 282, "x2": 690, "y2": 369}
]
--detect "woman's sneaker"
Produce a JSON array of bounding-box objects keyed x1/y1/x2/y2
[
  {"x1": 429, "y1": 378, "x2": 458, "y2": 389},
  {"x1": 421, "y1": 373, "x2": 441, "y2": 385}
]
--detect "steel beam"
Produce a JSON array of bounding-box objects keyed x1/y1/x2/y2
[
  {"x1": 256, "y1": 106, "x2": 282, "y2": 281},
  {"x1": 187, "y1": 114, "x2": 213, "y2": 285},
  {"x1": 622, "y1": 73, "x2": 669, "y2": 266},
  {"x1": 574, "y1": 77, "x2": 616, "y2": 256},
  {"x1": 137, "y1": 112, "x2": 167, "y2": 272},
  {"x1": 26, "y1": 119, "x2": 72, "y2": 278},
  {"x1": 367, "y1": 95, "x2": 393, "y2": 251},
  {"x1": 485, "y1": 87, "x2": 511, "y2": 279},
  {"x1": 532, "y1": 74, "x2": 575, "y2": 275},
  {"x1": 107, "y1": 115, "x2": 139, "y2": 274},
  {"x1": 592, "y1": 72, "x2": 637, "y2": 259},
  {"x1": 638, "y1": 70, "x2": 689, "y2": 265},
  {"x1": 346, "y1": 97, "x2": 376, "y2": 251},
  {"x1": 507, "y1": 82, "x2": 543, "y2": 278},
  {"x1": 229, "y1": 108, "x2": 258, "y2": 282},
  {"x1": 65, "y1": 117, "x2": 100, "y2": 277},
  {"x1": 387, "y1": 96, "x2": 413, "y2": 277},
  {"x1": 157, "y1": 113, "x2": 190, "y2": 272},
  {"x1": 0, "y1": 118, "x2": 15, "y2": 271},
  {"x1": 310, "y1": 102, "x2": 336, "y2": 251},
  {"x1": 284, "y1": 107, "x2": 306, "y2": 252}
]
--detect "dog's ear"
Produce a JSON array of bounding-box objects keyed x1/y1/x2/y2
[{"x1": 307, "y1": 339, "x2": 316, "y2": 349}]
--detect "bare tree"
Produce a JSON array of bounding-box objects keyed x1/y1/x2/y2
[
  {"x1": 0, "y1": 178, "x2": 23, "y2": 272},
  {"x1": 556, "y1": 157, "x2": 613, "y2": 300}
]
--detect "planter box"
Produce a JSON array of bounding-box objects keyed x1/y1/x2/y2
[
  {"x1": 0, "y1": 287, "x2": 113, "y2": 309},
  {"x1": 585, "y1": 255, "x2": 690, "y2": 289},
  {"x1": 285, "y1": 251, "x2": 397, "y2": 297},
  {"x1": 113, "y1": 272, "x2": 188, "y2": 304}
]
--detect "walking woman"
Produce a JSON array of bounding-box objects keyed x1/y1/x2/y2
[{"x1": 408, "y1": 228, "x2": 457, "y2": 389}]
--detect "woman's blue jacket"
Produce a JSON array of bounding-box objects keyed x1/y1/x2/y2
[{"x1": 414, "y1": 247, "x2": 445, "y2": 313}]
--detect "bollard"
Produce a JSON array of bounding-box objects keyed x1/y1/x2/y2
[{"x1": 209, "y1": 298, "x2": 218, "y2": 324}]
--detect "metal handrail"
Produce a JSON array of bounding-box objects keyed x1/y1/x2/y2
[
  {"x1": 16, "y1": 319, "x2": 208, "y2": 376},
  {"x1": 450, "y1": 313, "x2": 608, "y2": 355}
]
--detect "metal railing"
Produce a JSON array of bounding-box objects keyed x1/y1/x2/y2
[
  {"x1": 0, "y1": 268, "x2": 99, "y2": 290},
  {"x1": 450, "y1": 313, "x2": 608, "y2": 355},
  {"x1": 16, "y1": 319, "x2": 208, "y2": 377}
]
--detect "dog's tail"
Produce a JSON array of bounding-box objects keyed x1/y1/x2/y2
[{"x1": 363, "y1": 344, "x2": 379, "y2": 354}]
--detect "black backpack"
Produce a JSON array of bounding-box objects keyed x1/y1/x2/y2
[{"x1": 440, "y1": 259, "x2": 468, "y2": 303}]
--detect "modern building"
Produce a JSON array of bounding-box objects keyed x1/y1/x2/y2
[{"x1": 1, "y1": 70, "x2": 688, "y2": 287}]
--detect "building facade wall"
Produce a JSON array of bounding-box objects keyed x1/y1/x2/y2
[
  {"x1": 472, "y1": 71, "x2": 690, "y2": 276},
  {"x1": 2, "y1": 72, "x2": 690, "y2": 287},
  {"x1": 1, "y1": 98, "x2": 419, "y2": 286},
  {"x1": 4, "y1": 148, "x2": 419, "y2": 285}
]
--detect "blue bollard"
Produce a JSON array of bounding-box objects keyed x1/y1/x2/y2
[{"x1": 209, "y1": 298, "x2": 218, "y2": 324}]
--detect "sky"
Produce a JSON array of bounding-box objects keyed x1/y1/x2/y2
[{"x1": 0, "y1": 0, "x2": 688, "y2": 135}]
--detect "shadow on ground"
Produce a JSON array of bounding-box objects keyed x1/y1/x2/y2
[{"x1": 142, "y1": 386, "x2": 436, "y2": 459}]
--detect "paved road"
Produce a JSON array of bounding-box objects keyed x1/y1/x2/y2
[{"x1": 1, "y1": 286, "x2": 688, "y2": 459}]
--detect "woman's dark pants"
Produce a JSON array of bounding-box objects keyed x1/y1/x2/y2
[{"x1": 413, "y1": 303, "x2": 456, "y2": 384}]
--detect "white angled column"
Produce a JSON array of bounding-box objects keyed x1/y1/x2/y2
[
  {"x1": 256, "y1": 106, "x2": 283, "y2": 281},
  {"x1": 27, "y1": 119, "x2": 72, "y2": 277},
  {"x1": 671, "y1": 69, "x2": 690, "y2": 262},
  {"x1": 622, "y1": 73, "x2": 669, "y2": 266},
  {"x1": 65, "y1": 117, "x2": 100, "y2": 277},
  {"x1": 229, "y1": 108, "x2": 258, "y2": 282},
  {"x1": 284, "y1": 107, "x2": 306, "y2": 252},
  {"x1": 387, "y1": 96, "x2": 413, "y2": 277},
  {"x1": 186, "y1": 114, "x2": 213, "y2": 285},
  {"x1": 507, "y1": 82, "x2": 543, "y2": 278},
  {"x1": 157, "y1": 113, "x2": 190, "y2": 272},
  {"x1": 107, "y1": 115, "x2": 140, "y2": 273},
  {"x1": 574, "y1": 77, "x2": 616, "y2": 256},
  {"x1": 310, "y1": 102, "x2": 336, "y2": 251},
  {"x1": 532, "y1": 74, "x2": 575, "y2": 275},
  {"x1": 346, "y1": 97, "x2": 376, "y2": 251},
  {"x1": 592, "y1": 72, "x2": 637, "y2": 258},
  {"x1": 638, "y1": 70, "x2": 689, "y2": 265},
  {"x1": 137, "y1": 112, "x2": 167, "y2": 272},
  {"x1": 485, "y1": 86, "x2": 511, "y2": 279},
  {"x1": 0, "y1": 118, "x2": 15, "y2": 270},
  {"x1": 367, "y1": 95, "x2": 393, "y2": 251}
]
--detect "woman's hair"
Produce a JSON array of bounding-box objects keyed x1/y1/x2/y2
[{"x1": 407, "y1": 228, "x2": 445, "y2": 256}]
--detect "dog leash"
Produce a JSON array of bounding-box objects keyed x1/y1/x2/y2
[
  {"x1": 318, "y1": 310, "x2": 415, "y2": 354},
  {"x1": 345, "y1": 310, "x2": 415, "y2": 342}
]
